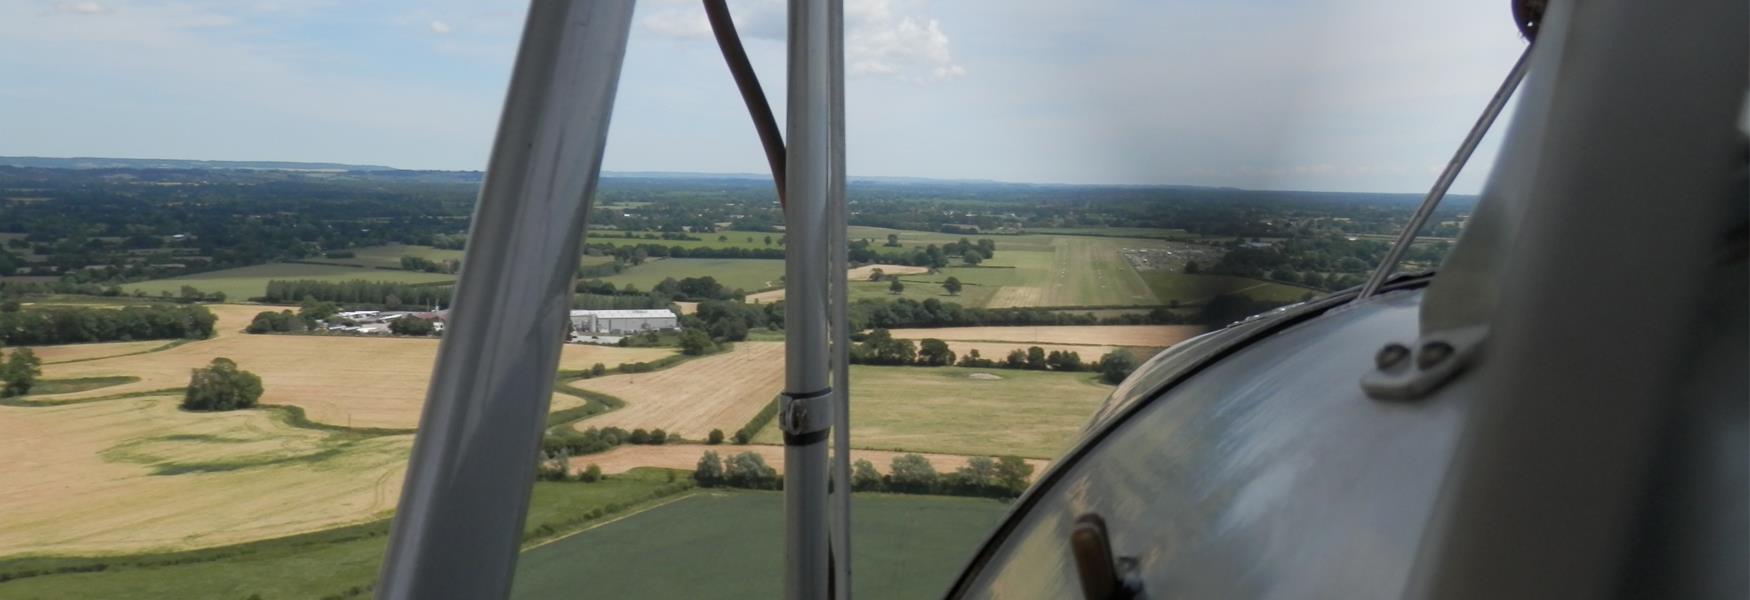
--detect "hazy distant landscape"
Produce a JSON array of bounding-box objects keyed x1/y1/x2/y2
[{"x1": 0, "y1": 157, "x2": 1470, "y2": 597}]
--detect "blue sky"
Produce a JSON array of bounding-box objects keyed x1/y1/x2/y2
[{"x1": 0, "y1": 0, "x2": 1526, "y2": 192}]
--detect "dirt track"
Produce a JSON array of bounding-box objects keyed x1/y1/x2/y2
[
  {"x1": 568, "y1": 443, "x2": 1050, "y2": 481},
  {"x1": 570, "y1": 342, "x2": 786, "y2": 439}
]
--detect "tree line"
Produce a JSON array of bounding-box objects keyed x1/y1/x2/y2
[
  {"x1": 262, "y1": 279, "x2": 451, "y2": 308},
  {"x1": 848, "y1": 329, "x2": 1139, "y2": 383},
  {"x1": 0, "y1": 304, "x2": 216, "y2": 345},
  {"x1": 693, "y1": 450, "x2": 1036, "y2": 499}
]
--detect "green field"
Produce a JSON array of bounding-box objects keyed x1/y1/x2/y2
[
  {"x1": 1139, "y1": 272, "x2": 1313, "y2": 306},
  {"x1": 1, "y1": 478, "x2": 1006, "y2": 600},
  {"x1": 847, "y1": 265, "x2": 1016, "y2": 306},
  {"x1": 512, "y1": 491, "x2": 1008, "y2": 599},
  {"x1": 756, "y1": 366, "x2": 1112, "y2": 458},
  {"x1": 129, "y1": 263, "x2": 455, "y2": 300},
  {"x1": 307, "y1": 244, "x2": 615, "y2": 270},
  {"x1": 0, "y1": 470, "x2": 689, "y2": 599},
  {"x1": 599, "y1": 258, "x2": 784, "y2": 293}
]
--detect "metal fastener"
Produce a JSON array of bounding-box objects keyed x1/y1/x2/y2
[
  {"x1": 1417, "y1": 340, "x2": 1455, "y2": 369},
  {"x1": 1376, "y1": 343, "x2": 1412, "y2": 369}
]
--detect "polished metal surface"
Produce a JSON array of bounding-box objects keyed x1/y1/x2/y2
[
  {"x1": 374, "y1": 2, "x2": 634, "y2": 599},
  {"x1": 1356, "y1": 45, "x2": 1529, "y2": 300},
  {"x1": 956, "y1": 290, "x2": 1473, "y2": 598},
  {"x1": 782, "y1": 0, "x2": 834, "y2": 596}
]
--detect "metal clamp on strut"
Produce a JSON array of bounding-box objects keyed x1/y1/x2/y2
[{"x1": 779, "y1": 388, "x2": 835, "y2": 446}]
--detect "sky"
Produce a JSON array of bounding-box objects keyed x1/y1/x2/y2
[{"x1": 0, "y1": 0, "x2": 1527, "y2": 193}]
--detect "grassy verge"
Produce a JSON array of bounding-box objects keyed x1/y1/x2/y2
[{"x1": 0, "y1": 469, "x2": 693, "y2": 599}]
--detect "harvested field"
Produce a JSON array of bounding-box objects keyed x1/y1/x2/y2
[
  {"x1": 27, "y1": 340, "x2": 174, "y2": 364},
  {"x1": 567, "y1": 443, "x2": 1049, "y2": 480},
  {"x1": 887, "y1": 324, "x2": 1205, "y2": 348},
  {"x1": 755, "y1": 366, "x2": 1114, "y2": 458},
  {"x1": 0, "y1": 395, "x2": 414, "y2": 556},
  {"x1": 570, "y1": 342, "x2": 784, "y2": 438},
  {"x1": 673, "y1": 301, "x2": 698, "y2": 315},
  {"x1": 27, "y1": 304, "x2": 674, "y2": 429}
]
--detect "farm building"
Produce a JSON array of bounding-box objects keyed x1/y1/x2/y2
[{"x1": 569, "y1": 309, "x2": 678, "y2": 334}]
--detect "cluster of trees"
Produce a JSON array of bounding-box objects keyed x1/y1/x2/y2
[
  {"x1": 693, "y1": 451, "x2": 781, "y2": 490},
  {"x1": 693, "y1": 299, "x2": 780, "y2": 341},
  {"x1": 543, "y1": 425, "x2": 674, "y2": 458},
  {"x1": 0, "y1": 304, "x2": 216, "y2": 345},
  {"x1": 181, "y1": 357, "x2": 264, "y2": 411},
  {"x1": 846, "y1": 237, "x2": 996, "y2": 269},
  {"x1": 677, "y1": 330, "x2": 716, "y2": 355},
  {"x1": 847, "y1": 329, "x2": 1138, "y2": 382},
  {"x1": 398, "y1": 255, "x2": 459, "y2": 274},
  {"x1": 0, "y1": 345, "x2": 42, "y2": 397},
  {"x1": 388, "y1": 316, "x2": 438, "y2": 336},
  {"x1": 246, "y1": 298, "x2": 357, "y2": 334},
  {"x1": 852, "y1": 454, "x2": 1034, "y2": 498},
  {"x1": 650, "y1": 276, "x2": 740, "y2": 302},
  {"x1": 692, "y1": 451, "x2": 1037, "y2": 499},
  {"x1": 537, "y1": 457, "x2": 605, "y2": 483},
  {"x1": 261, "y1": 279, "x2": 450, "y2": 308},
  {"x1": 589, "y1": 242, "x2": 785, "y2": 262}
]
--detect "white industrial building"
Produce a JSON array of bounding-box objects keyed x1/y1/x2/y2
[{"x1": 568, "y1": 309, "x2": 679, "y2": 334}]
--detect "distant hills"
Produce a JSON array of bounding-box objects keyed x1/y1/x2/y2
[
  {"x1": 0, "y1": 156, "x2": 1467, "y2": 206},
  {"x1": 0, "y1": 156, "x2": 396, "y2": 172}
]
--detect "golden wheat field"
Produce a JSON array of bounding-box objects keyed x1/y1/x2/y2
[
  {"x1": 0, "y1": 394, "x2": 415, "y2": 556},
  {"x1": 24, "y1": 305, "x2": 677, "y2": 429},
  {"x1": 569, "y1": 342, "x2": 785, "y2": 439}
]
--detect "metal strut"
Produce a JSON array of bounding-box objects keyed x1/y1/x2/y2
[
  {"x1": 374, "y1": 2, "x2": 635, "y2": 598},
  {"x1": 1357, "y1": 44, "x2": 1532, "y2": 300},
  {"x1": 782, "y1": 0, "x2": 839, "y2": 597}
]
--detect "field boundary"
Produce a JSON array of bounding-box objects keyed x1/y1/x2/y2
[
  {"x1": 519, "y1": 489, "x2": 703, "y2": 552},
  {"x1": 38, "y1": 339, "x2": 197, "y2": 366},
  {"x1": 1, "y1": 386, "x2": 182, "y2": 408}
]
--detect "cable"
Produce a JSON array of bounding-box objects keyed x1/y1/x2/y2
[{"x1": 704, "y1": 0, "x2": 787, "y2": 207}]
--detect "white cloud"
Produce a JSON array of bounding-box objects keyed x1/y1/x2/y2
[
  {"x1": 56, "y1": 1, "x2": 109, "y2": 15},
  {"x1": 428, "y1": 19, "x2": 451, "y2": 34},
  {"x1": 639, "y1": 0, "x2": 964, "y2": 83},
  {"x1": 849, "y1": 11, "x2": 963, "y2": 82}
]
